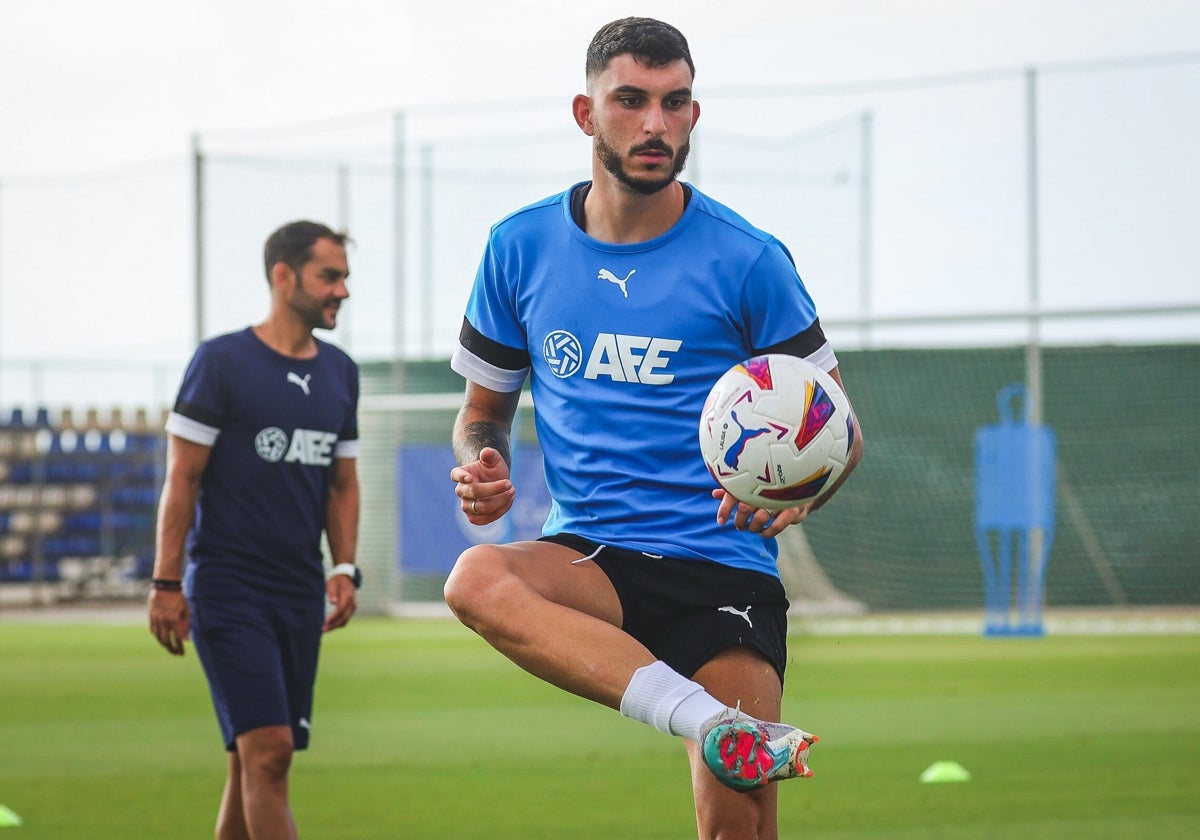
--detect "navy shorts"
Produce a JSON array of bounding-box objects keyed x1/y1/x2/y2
[
  {"x1": 189, "y1": 593, "x2": 324, "y2": 752},
  {"x1": 541, "y1": 534, "x2": 791, "y2": 685}
]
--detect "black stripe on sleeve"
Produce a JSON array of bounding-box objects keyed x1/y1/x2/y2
[
  {"x1": 458, "y1": 317, "x2": 531, "y2": 371},
  {"x1": 754, "y1": 318, "x2": 828, "y2": 359},
  {"x1": 172, "y1": 398, "x2": 223, "y2": 429}
]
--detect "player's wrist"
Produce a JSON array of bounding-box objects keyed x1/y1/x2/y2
[
  {"x1": 327, "y1": 563, "x2": 362, "y2": 589},
  {"x1": 151, "y1": 578, "x2": 183, "y2": 592}
]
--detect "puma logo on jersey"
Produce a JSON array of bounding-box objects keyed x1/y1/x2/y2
[
  {"x1": 287, "y1": 372, "x2": 312, "y2": 395},
  {"x1": 597, "y1": 268, "x2": 636, "y2": 298},
  {"x1": 719, "y1": 605, "x2": 754, "y2": 628}
]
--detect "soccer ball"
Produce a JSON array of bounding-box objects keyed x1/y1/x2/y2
[{"x1": 698, "y1": 354, "x2": 855, "y2": 511}]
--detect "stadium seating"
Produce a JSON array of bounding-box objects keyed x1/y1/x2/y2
[{"x1": 0, "y1": 406, "x2": 163, "y2": 599}]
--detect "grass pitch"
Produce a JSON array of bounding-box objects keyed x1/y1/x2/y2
[{"x1": 0, "y1": 617, "x2": 1197, "y2": 838}]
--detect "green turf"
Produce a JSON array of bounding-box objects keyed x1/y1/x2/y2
[{"x1": 0, "y1": 619, "x2": 1197, "y2": 838}]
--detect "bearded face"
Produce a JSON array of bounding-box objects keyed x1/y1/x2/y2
[{"x1": 594, "y1": 130, "x2": 691, "y2": 196}]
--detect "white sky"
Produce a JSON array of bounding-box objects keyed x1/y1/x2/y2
[
  {"x1": 1, "y1": 0, "x2": 1199, "y2": 406},
  {"x1": 3, "y1": 0, "x2": 1199, "y2": 173}
]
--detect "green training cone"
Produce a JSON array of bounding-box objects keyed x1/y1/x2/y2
[
  {"x1": 0, "y1": 804, "x2": 22, "y2": 827},
  {"x1": 920, "y1": 760, "x2": 972, "y2": 783}
]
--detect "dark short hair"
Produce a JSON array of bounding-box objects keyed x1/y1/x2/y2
[
  {"x1": 586, "y1": 17, "x2": 695, "y2": 81},
  {"x1": 262, "y1": 220, "x2": 350, "y2": 282}
]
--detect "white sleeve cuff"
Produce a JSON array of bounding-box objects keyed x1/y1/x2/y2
[
  {"x1": 451, "y1": 344, "x2": 528, "y2": 393},
  {"x1": 807, "y1": 342, "x2": 839, "y2": 374},
  {"x1": 165, "y1": 411, "x2": 219, "y2": 446}
]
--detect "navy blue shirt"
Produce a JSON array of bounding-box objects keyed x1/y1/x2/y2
[{"x1": 167, "y1": 328, "x2": 359, "y2": 601}]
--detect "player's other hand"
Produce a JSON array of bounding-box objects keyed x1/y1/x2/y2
[
  {"x1": 713, "y1": 488, "x2": 810, "y2": 539},
  {"x1": 450, "y1": 447, "x2": 516, "y2": 525},
  {"x1": 324, "y1": 575, "x2": 358, "y2": 632},
  {"x1": 148, "y1": 589, "x2": 191, "y2": 656}
]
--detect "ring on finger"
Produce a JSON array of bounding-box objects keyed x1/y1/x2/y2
[{"x1": 471, "y1": 499, "x2": 479, "y2": 515}]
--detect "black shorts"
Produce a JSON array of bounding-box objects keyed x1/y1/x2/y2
[{"x1": 541, "y1": 534, "x2": 790, "y2": 684}]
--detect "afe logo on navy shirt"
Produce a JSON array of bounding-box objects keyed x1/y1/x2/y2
[
  {"x1": 542, "y1": 330, "x2": 681, "y2": 385},
  {"x1": 255, "y1": 427, "x2": 337, "y2": 466}
]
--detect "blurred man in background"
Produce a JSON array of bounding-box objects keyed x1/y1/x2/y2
[{"x1": 148, "y1": 220, "x2": 362, "y2": 839}]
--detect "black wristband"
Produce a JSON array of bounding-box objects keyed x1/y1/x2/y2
[{"x1": 152, "y1": 578, "x2": 183, "y2": 592}]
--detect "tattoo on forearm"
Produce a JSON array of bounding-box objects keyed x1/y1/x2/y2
[{"x1": 458, "y1": 420, "x2": 511, "y2": 468}]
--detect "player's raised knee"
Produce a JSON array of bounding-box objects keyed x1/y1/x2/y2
[{"x1": 443, "y1": 544, "x2": 507, "y2": 625}]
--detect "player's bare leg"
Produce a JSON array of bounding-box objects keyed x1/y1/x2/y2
[
  {"x1": 233, "y1": 725, "x2": 298, "y2": 840},
  {"x1": 216, "y1": 751, "x2": 250, "y2": 840},
  {"x1": 444, "y1": 540, "x2": 654, "y2": 708},
  {"x1": 685, "y1": 646, "x2": 786, "y2": 840}
]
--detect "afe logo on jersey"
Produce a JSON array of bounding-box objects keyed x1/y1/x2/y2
[
  {"x1": 543, "y1": 330, "x2": 584, "y2": 379},
  {"x1": 542, "y1": 331, "x2": 681, "y2": 385},
  {"x1": 254, "y1": 427, "x2": 337, "y2": 465}
]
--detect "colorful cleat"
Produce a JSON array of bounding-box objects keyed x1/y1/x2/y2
[{"x1": 701, "y1": 711, "x2": 819, "y2": 792}]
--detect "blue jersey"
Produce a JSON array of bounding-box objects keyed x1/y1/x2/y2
[
  {"x1": 451, "y1": 183, "x2": 836, "y2": 577},
  {"x1": 167, "y1": 327, "x2": 359, "y2": 600}
]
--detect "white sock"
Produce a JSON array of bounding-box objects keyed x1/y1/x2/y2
[{"x1": 619, "y1": 661, "x2": 729, "y2": 741}]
